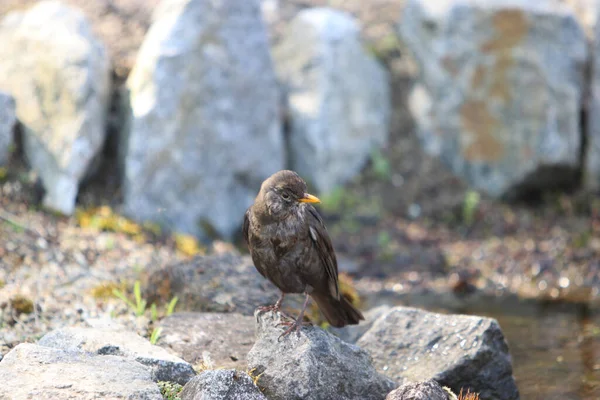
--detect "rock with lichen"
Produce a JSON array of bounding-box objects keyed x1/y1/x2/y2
[
  {"x1": 399, "y1": 0, "x2": 587, "y2": 198},
  {"x1": 0, "y1": 1, "x2": 110, "y2": 214}
]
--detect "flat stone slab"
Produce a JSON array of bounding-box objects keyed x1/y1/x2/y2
[
  {"x1": 39, "y1": 326, "x2": 196, "y2": 385},
  {"x1": 0, "y1": 343, "x2": 162, "y2": 399}
]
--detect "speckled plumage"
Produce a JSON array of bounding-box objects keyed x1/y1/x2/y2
[{"x1": 243, "y1": 170, "x2": 364, "y2": 329}]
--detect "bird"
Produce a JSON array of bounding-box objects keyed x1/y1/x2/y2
[{"x1": 243, "y1": 170, "x2": 364, "y2": 337}]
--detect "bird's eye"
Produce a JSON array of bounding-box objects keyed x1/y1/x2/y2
[{"x1": 281, "y1": 192, "x2": 290, "y2": 200}]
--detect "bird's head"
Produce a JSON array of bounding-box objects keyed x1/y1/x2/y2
[{"x1": 258, "y1": 170, "x2": 320, "y2": 220}]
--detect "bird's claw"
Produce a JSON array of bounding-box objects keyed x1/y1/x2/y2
[{"x1": 277, "y1": 319, "x2": 312, "y2": 340}]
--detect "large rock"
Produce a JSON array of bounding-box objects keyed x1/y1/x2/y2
[
  {"x1": 247, "y1": 311, "x2": 397, "y2": 400},
  {"x1": 0, "y1": 343, "x2": 162, "y2": 399},
  {"x1": 158, "y1": 312, "x2": 255, "y2": 370},
  {"x1": 274, "y1": 8, "x2": 390, "y2": 193},
  {"x1": 400, "y1": 0, "x2": 587, "y2": 198},
  {"x1": 143, "y1": 252, "x2": 303, "y2": 314},
  {"x1": 38, "y1": 326, "x2": 195, "y2": 385},
  {"x1": 585, "y1": 3, "x2": 600, "y2": 191},
  {"x1": 357, "y1": 307, "x2": 519, "y2": 400},
  {"x1": 181, "y1": 369, "x2": 266, "y2": 400},
  {"x1": 0, "y1": 1, "x2": 110, "y2": 214},
  {"x1": 122, "y1": 0, "x2": 283, "y2": 240},
  {"x1": 0, "y1": 92, "x2": 16, "y2": 167},
  {"x1": 330, "y1": 304, "x2": 391, "y2": 344}
]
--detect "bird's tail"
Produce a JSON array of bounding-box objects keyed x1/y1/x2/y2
[{"x1": 311, "y1": 292, "x2": 365, "y2": 328}]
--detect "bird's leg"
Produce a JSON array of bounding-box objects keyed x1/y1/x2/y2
[
  {"x1": 257, "y1": 292, "x2": 284, "y2": 312},
  {"x1": 257, "y1": 292, "x2": 293, "y2": 320},
  {"x1": 278, "y1": 292, "x2": 312, "y2": 339}
]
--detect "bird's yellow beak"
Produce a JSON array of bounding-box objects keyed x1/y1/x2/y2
[{"x1": 298, "y1": 193, "x2": 321, "y2": 204}]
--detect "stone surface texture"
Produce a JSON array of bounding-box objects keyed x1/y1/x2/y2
[
  {"x1": 181, "y1": 369, "x2": 267, "y2": 400},
  {"x1": 585, "y1": 0, "x2": 600, "y2": 191},
  {"x1": 0, "y1": 92, "x2": 16, "y2": 166},
  {"x1": 386, "y1": 380, "x2": 454, "y2": 400},
  {"x1": 122, "y1": 0, "x2": 283, "y2": 240},
  {"x1": 274, "y1": 7, "x2": 390, "y2": 193},
  {"x1": 143, "y1": 252, "x2": 286, "y2": 315},
  {"x1": 38, "y1": 326, "x2": 195, "y2": 385},
  {"x1": 157, "y1": 312, "x2": 255, "y2": 370},
  {"x1": 0, "y1": 343, "x2": 162, "y2": 399},
  {"x1": 247, "y1": 311, "x2": 397, "y2": 400},
  {"x1": 0, "y1": 0, "x2": 110, "y2": 214},
  {"x1": 400, "y1": 0, "x2": 587, "y2": 198},
  {"x1": 357, "y1": 306, "x2": 519, "y2": 400}
]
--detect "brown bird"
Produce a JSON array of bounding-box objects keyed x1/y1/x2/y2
[{"x1": 243, "y1": 170, "x2": 364, "y2": 336}]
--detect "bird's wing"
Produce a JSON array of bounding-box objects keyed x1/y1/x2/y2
[
  {"x1": 242, "y1": 208, "x2": 251, "y2": 245},
  {"x1": 306, "y1": 205, "x2": 340, "y2": 300},
  {"x1": 243, "y1": 208, "x2": 266, "y2": 279}
]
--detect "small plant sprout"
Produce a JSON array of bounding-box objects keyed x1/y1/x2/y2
[
  {"x1": 112, "y1": 280, "x2": 147, "y2": 316},
  {"x1": 150, "y1": 327, "x2": 163, "y2": 345},
  {"x1": 371, "y1": 148, "x2": 392, "y2": 180},
  {"x1": 150, "y1": 303, "x2": 158, "y2": 322},
  {"x1": 166, "y1": 296, "x2": 179, "y2": 316},
  {"x1": 463, "y1": 190, "x2": 481, "y2": 226}
]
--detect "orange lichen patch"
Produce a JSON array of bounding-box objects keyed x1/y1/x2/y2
[
  {"x1": 478, "y1": 10, "x2": 527, "y2": 103},
  {"x1": 489, "y1": 53, "x2": 514, "y2": 102},
  {"x1": 471, "y1": 64, "x2": 487, "y2": 90},
  {"x1": 521, "y1": 146, "x2": 533, "y2": 160},
  {"x1": 173, "y1": 232, "x2": 205, "y2": 257},
  {"x1": 481, "y1": 9, "x2": 528, "y2": 52},
  {"x1": 442, "y1": 56, "x2": 459, "y2": 77},
  {"x1": 460, "y1": 99, "x2": 505, "y2": 162}
]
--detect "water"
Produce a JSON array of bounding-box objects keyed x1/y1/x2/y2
[
  {"x1": 485, "y1": 301, "x2": 600, "y2": 400},
  {"x1": 367, "y1": 293, "x2": 600, "y2": 399}
]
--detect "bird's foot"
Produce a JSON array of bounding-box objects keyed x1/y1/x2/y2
[
  {"x1": 257, "y1": 304, "x2": 279, "y2": 313},
  {"x1": 257, "y1": 304, "x2": 293, "y2": 321},
  {"x1": 277, "y1": 318, "x2": 312, "y2": 340}
]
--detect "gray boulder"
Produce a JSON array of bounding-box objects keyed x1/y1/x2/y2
[
  {"x1": 586, "y1": 3, "x2": 600, "y2": 191},
  {"x1": 0, "y1": 92, "x2": 16, "y2": 166},
  {"x1": 142, "y1": 252, "x2": 303, "y2": 315},
  {"x1": 247, "y1": 311, "x2": 397, "y2": 400},
  {"x1": 0, "y1": 1, "x2": 110, "y2": 214},
  {"x1": 38, "y1": 326, "x2": 195, "y2": 385},
  {"x1": 274, "y1": 8, "x2": 390, "y2": 193},
  {"x1": 158, "y1": 312, "x2": 255, "y2": 370},
  {"x1": 400, "y1": 0, "x2": 587, "y2": 198},
  {"x1": 386, "y1": 380, "x2": 455, "y2": 400},
  {"x1": 330, "y1": 304, "x2": 391, "y2": 344},
  {"x1": 0, "y1": 343, "x2": 162, "y2": 399},
  {"x1": 122, "y1": 0, "x2": 283, "y2": 240},
  {"x1": 181, "y1": 369, "x2": 266, "y2": 400},
  {"x1": 357, "y1": 307, "x2": 519, "y2": 400}
]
